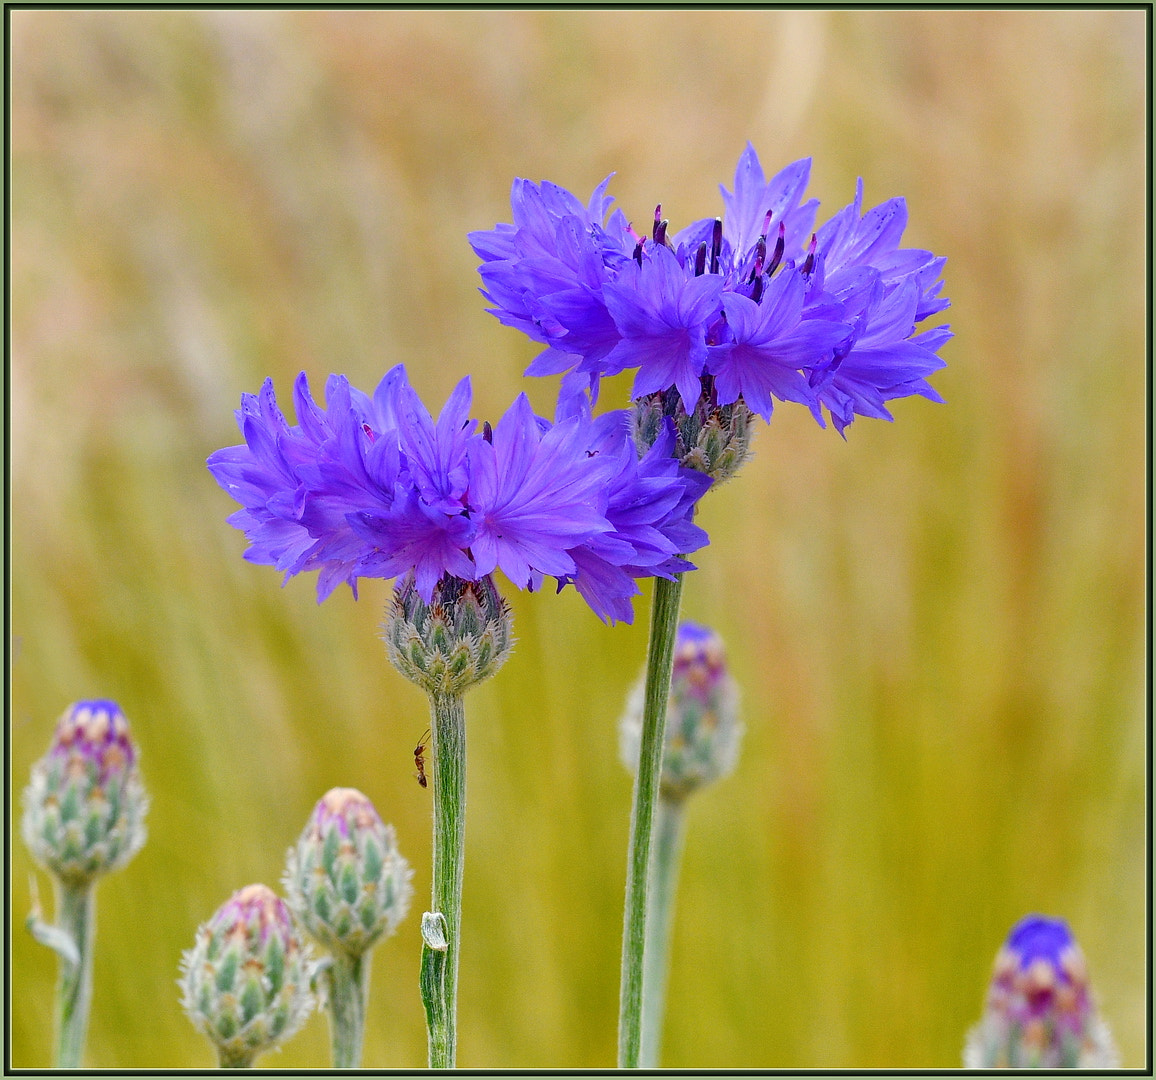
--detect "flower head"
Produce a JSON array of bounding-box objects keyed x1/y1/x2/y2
[
  {"x1": 964, "y1": 914, "x2": 1119, "y2": 1069},
  {"x1": 470, "y1": 143, "x2": 950, "y2": 435},
  {"x1": 284, "y1": 788, "x2": 413, "y2": 958},
  {"x1": 208, "y1": 365, "x2": 710, "y2": 624},
  {"x1": 21, "y1": 699, "x2": 148, "y2": 887},
  {"x1": 179, "y1": 883, "x2": 318, "y2": 1068}
]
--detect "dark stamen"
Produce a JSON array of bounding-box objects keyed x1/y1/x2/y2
[
  {"x1": 710, "y1": 217, "x2": 722, "y2": 274},
  {"x1": 362, "y1": 423, "x2": 376, "y2": 443},
  {"x1": 767, "y1": 222, "x2": 786, "y2": 277},
  {"x1": 652, "y1": 205, "x2": 662, "y2": 240},
  {"x1": 749, "y1": 235, "x2": 767, "y2": 281},
  {"x1": 633, "y1": 237, "x2": 646, "y2": 267},
  {"x1": 694, "y1": 241, "x2": 707, "y2": 277},
  {"x1": 654, "y1": 219, "x2": 669, "y2": 247},
  {"x1": 801, "y1": 232, "x2": 817, "y2": 276},
  {"x1": 751, "y1": 274, "x2": 764, "y2": 303},
  {"x1": 482, "y1": 420, "x2": 493, "y2": 444}
]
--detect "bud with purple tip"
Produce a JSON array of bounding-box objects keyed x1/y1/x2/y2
[
  {"x1": 179, "y1": 884, "x2": 318, "y2": 1069},
  {"x1": 283, "y1": 789, "x2": 412, "y2": 1067},
  {"x1": 22, "y1": 700, "x2": 149, "y2": 1066},
  {"x1": 21, "y1": 699, "x2": 148, "y2": 888},
  {"x1": 964, "y1": 915, "x2": 1119, "y2": 1069},
  {"x1": 620, "y1": 621, "x2": 744, "y2": 799},
  {"x1": 285, "y1": 788, "x2": 413, "y2": 959}
]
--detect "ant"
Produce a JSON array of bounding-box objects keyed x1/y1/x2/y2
[{"x1": 413, "y1": 727, "x2": 430, "y2": 789}]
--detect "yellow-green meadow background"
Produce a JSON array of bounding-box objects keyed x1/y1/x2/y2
[{"x1": 10, "y1": 8, "x2": 1146, "y2": 1069}]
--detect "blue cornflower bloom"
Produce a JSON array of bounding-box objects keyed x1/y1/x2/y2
[
  {"x1": 208, "y1": 366, "x2": 709, "y2": 623},
  {"x1": 470, "y1": 143, "x2": 951, "y2": 434}
]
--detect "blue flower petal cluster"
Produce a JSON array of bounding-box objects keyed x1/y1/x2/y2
[
  {"x1": 207, "y1": 366, "x2": 709, "y2": 623},
  {"x1": 470, "y1": 144, "x2": 951, "y2": 434}
]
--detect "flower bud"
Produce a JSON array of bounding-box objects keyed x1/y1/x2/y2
[
  {"x1": 179, "y1": 884, "x2": 318, "y2": 1067},
  {"x1": 383, "y1": 572, "x2": 514, "y2": 697},
  {"x1": 21, "y1": 699, "x2": 148, "y2": 888},
  {"x1": 631, "y1": 383, "x2": 754, "y2": 484},
  {"x1": 964, "y1": 914, "x2": 1119, "y2": 1069},
  {"x1": 284, "y1": 788, "x2": 413, "y2": 959},
  {"x1": 620, "y1": 621, "x2": 743, "y2": 800}
]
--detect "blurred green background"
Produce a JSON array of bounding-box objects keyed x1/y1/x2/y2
[{"x1": 10, "y1": 9, "x2": 1146, "y2": 1069}]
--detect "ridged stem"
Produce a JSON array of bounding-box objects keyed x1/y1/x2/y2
[
  {"x1": 639, "y1": 794, "x2": 687, "y2": 1068},
  {"x1": 327, "y1": 951, "x2": 370, "y2": 1069},
  {"x1": 618, "y1": 571, "x2": 685, "y2": 1069},
  {"x1": 54, "y1": 882, "x2": 95, "y2": 1069},
  {"x1": 426, "y1": 692, "x2": 466, "y2": 1069}
]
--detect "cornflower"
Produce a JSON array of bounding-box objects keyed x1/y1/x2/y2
[
  {"x1": 472, "y1": 144, "x2": 951, "y2": 1067},
  {"x1": 207, "y1": 364, "x2": 707, "y2": 624},
  {"x1": 208, "y1": 365, "x2": 708, "y2": 1067},
  {"x1": 470, "y1": 142, "x2": 950, "y2": 442}
]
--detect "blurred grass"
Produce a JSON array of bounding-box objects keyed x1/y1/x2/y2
[{"x1": 9, "y1": 8, "x2": 1146, "y2": 1069}]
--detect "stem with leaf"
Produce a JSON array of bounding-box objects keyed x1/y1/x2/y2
[
  {"x1": 423, "y1": 692, "x2": 467, "y2": 1069},
  {"x1": 28, "y1": 879, "x2": 96, "y2": 1070}
]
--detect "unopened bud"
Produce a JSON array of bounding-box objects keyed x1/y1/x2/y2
[
  {"x1": 179, "y1": 884, "x2": 317, "y2": 1068},
  {"x1": 21, "y1": 700, "x2": 148, "y2": 887},
  {"x1": 620, "y1": 622, "x2": 743, "y2": 800},
  {"x1": 964, "y1": 915, "x2": 1119, "y2": 1069},
  {"x1": 284, "y1": 788, "x2": 413, "y2": 959}
]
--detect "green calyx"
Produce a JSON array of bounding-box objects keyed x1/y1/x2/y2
[
  {"x1": 657, "y1": 691, "x2": 743, "y2": 800},
  {"x1": 21, "y1": 751, "x2": 148, "y2": 889},
  {"x1": 383, "y1": 574, "x2": 514, "y2": 697},
  {"x1": 631, "y1": 388, "x2": 754, "y2": 485}
]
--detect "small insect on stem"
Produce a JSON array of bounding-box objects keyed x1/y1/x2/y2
[{"x1": 414, "y1": 727, "x2": 431, "y2": 789}]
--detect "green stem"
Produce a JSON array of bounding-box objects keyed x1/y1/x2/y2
[
  {"x1": 216, "y1": 1046, "x2": 256, "y2": 1069},
  {"x1": 327, "y1": 951, "x2": 370, "y2": 1068},
  {"x1": 639, "y1": 794, "x2": 687, "y2": 1068},
  {"x1": 426, "y1": 692, "x2": 467, "y2": 1069},
  {"x1": 54, "y1": 882, "x2": 95, "y2": 1069},
  {"x1": 618, "y1": 571, "x2": 685, "y2": 1069}
]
